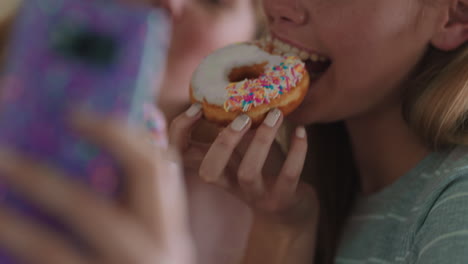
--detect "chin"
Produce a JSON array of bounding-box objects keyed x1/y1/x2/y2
[
  {"x1": 286, "y1": 108, "x2": 319, "y2": 126},
  {"x1": 286, "y1": 103, "x2": 344, "y2": 126}
]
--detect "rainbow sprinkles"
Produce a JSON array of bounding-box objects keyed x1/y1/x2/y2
[{"x1": 224, "y1": 56, "x2": 306, "y2": 112}]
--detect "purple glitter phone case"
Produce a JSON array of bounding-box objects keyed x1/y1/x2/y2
[{"x1": 0, "y1": 0, "x2": 170, "y2": 262}]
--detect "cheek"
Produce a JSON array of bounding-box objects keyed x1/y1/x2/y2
[
  {"x1": 321, "y1": 4, "x2": 427, "y2": 86},
  {"x1": 314, "y1": 0, "x2": 424, "y2": 56},
  {"x1": 296, "y1": 4, "x2": 431, "y2": 122}
]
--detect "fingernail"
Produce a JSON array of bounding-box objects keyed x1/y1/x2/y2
[
  {"x1": 263, "y1": 108, "x2": 281, "y2": 127},
  {"x1": 185, "y1": 103, "x2": 202, "y2": 117},
  {"x1": 230, "y1": 115, "x2": 250, "y2": 131},
  {"x1": 296, "y1": 126, "x2": 306, "y2": 139},
  {"x1": 144, "y1": 105, "x2": 169, "y2": 149}
]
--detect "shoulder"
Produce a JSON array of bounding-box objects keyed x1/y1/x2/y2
[
  {"x1": 415, "y1": 145, "x2": 468, "y2": 221},
  {"x1": 439, "y1": 145, "x2": 468, "y2": 174},
  {"x1": 415, "y1": 145, "x2": 468, "y2": 203},
  {"x1": 411, "y1": 145, "x2": 468, "y2": 263}
]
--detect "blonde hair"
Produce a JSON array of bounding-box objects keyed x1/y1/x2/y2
[
  {"x1": 308, "y1": 44, "x2": 468, "y2": 264},
  {"x1": 404, "y1": 45, "x2": 468, "y2": 149}
]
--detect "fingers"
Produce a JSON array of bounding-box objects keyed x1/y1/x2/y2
[
  {"x1": 0, "y1": 150, "x2": 158, "y2": 264},
  {"x1": 199, "y1": 114, "x2": 252, "y2": 184},
  {"x1": 271, "y1": 126, "x2": 308, "y2": 206},
  {"x1": 135, "y1": 149, "x2": 193, "y2": 247},
  {"x1": 237, "y1": 109, "x2": 283, "y2": 199},
  {"x1": 69, "y1": 111, "x2": 153, "y2": 175},
  {"x1": 70, "y1": 111, "x2": 194, "y2": 255},
  {"x1": 0, "y1": 206, "x2": 91, "y2": 264},
  {"x1": 143, "y1": 104, "x2": 169, "y2": 148},
  {"x1": 169, "y1": 103, "x2": 203, "y2": 152},
  {"x1": 70, "y1": 111, "x2": 168, "y2": 228}
]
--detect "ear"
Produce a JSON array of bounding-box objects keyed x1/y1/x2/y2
[{"x1": 431, "y1": 0, "x2": 468, "y2": 51}]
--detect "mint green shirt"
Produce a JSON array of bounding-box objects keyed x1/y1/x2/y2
[{"x1": 336, "y1": 146, "x2": 468, "y2": 263}]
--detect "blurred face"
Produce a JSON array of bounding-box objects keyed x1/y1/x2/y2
[
  {"x1": 165, "y1": 0, "x2": 257, "y2": 90},
  {"x1": 263, "y1": 0, "x2": 446, "y2": 124}
]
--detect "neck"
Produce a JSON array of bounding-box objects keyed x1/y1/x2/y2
[{"x1": 345, "y1": 103, "x2": 430, "y2": 195}]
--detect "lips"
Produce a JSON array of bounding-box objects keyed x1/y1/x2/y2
[{"x1": 257, "y1": 33, "x2": 331, "y2": 80}]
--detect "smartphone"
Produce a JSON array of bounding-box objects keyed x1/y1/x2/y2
[{"x1": 0, "y1": 0, "x2": 170, "y2": 262}]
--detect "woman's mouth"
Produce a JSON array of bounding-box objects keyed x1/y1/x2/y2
[{"x1": 257, "y1": 34, "x2": 332, "y2": 81}]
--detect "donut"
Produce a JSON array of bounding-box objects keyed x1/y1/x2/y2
[{"x1": 190, "y1": 42, "x2": 310, "y2": 126}]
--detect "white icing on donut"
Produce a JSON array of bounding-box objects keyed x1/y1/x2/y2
[{"x1": 191, "y1": 43, "x2": 284, "y2": 106}]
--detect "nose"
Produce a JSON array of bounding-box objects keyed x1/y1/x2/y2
[{"x1": 264, "y1": 0, "x2": 307, "y2": 26}]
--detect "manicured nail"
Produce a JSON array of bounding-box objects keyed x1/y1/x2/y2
[
  {"x1": 185, "y1": 103, "x2": 202, "y2": 117},
  {"x1": 296, "y1": 126, "x2": 306, "y2": 139},
  {"x1": 263, "y1": 108, "x2": 281, "y2": 127},
  {"x1": 231, "y1": 115, "x2": 250, "y2": 131}
]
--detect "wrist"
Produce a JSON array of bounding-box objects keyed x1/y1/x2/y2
[
  {"x1": 253, "y1": 186, "x2": 320, "y2": 228},
  {"x1": 241, "y1": 213, "x2": 318, "y2": 264}
]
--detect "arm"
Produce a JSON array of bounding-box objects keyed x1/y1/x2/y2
[{"x1": 242, "y1": 184, "x2": 320, "y2": 264}]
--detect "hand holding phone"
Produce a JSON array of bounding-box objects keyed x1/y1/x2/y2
[{"x1": 0, "y1": 0, "x2": 171, "y2": 262}]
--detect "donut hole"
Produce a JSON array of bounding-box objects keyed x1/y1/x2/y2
[{"x1": 228, "y1": 62, "x2": 267, "y2": 83}]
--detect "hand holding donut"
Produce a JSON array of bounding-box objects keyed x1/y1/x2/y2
[
  {"x1": 170, "y1": 105, "x2": 318, "y2": 228},
  {"x1": 173, "y1": 41, "x2": 318, "y2": 223},
  {"x1": 171, "y1": 40, "x2": 320, "y2": 263}
]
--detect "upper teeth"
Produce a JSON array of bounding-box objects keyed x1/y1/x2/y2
[{"x1": 262, "y1": 35, "x2": 328, "y2": 62}]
